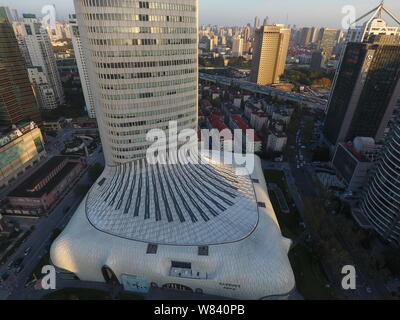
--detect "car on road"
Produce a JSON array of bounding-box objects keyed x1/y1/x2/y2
[
  {"x1": 366, "y1": 287, "x2": 372, "y2": 294},
  {"x1": 24, "y1": 247, "x2": 32, "y2": 256},
  {"x1": 7, "y1": 261, "x2": 13, "y2": 270},
  {"x1": 15, "y1": 265, "x2": 24, "y2": 274}
]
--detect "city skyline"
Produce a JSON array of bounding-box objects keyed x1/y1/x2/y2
[{"x1": 2, "y1": 0, "x2": 400, "y2": 28}]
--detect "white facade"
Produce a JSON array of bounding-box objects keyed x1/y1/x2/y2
[
  {"x1": 232, "y1": 36, "x2": 243, "y2": 57},
  {"x1": 73, "y1": 0, "x2": 198, "y2": 165},
  {"x1": 267, "y1": 131, "x2": 287, "y2": 152},
  {"x1": 27, "y1": 66, "x2": 58, "y2": 110},
  {"x1": 69, "y1": 15, "x2": 96, "y2": 119},
  {"x1": 50, "y1": 0, "x2": 295, "y2": 300},
  {"x1": 51, "y1": 153, "x2": 295, "y2": 299},
  {"x1": 17, "y1": 15, "x2": 64, "y2": 105}
]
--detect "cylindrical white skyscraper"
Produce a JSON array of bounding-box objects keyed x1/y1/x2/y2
[{"x1": 74, "y1": 0, "x2": 198, "y2": 165}]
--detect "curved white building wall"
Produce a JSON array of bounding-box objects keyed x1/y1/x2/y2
[
  {"x1": 361, "y1": 118, "x2": 400, "y2": 245},
  {"x1": 74, "y1": 0, "x2": 198, "y2": 165}
]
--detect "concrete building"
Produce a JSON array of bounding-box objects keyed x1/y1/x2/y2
[
  {"x1": 332, "y1": 138, "x2": 381, "y2": 193},
  {"x1": 6, "y1": 156, "x2": 86, "y2": 215},
  {"x1": 232, "y1": 36, "x2": 243, "y2": 57},
  {"x1": 318, "y1": 28, "x2": 338, "y2": 58},
  {"x1": 250, "y1": 112, "x2": 269, "y2": 133},
  {"x1": 50, "y1": 1, "x2": 295, "y2": 300},
  {"x1": 323, "y1": 35, "x2": 400, "y2": 148},
  {"x1": 267, "y1": 130, "x2": 287, "y2": 152},
  {"x1": 16, "y1": 14, "x2": 64, "y2": 106},
  {"x1": 0, "y1": 8, "x2": 41, "y2": 126},
  {"x1": 0, "y1": 121, "x2": 47, "y2": 188},
  {"x1": 360, "y1": 118, "x2": 400, "y2": 246},
  {"x1": 251, "y1": 25, "x2": 291, "y2": 85},
  {"x1": 69, "y1": 14, "x2": 96, "y2": 118},
  {"x1": 27, "y1": 66, "x2": 58, "y2": 110}
]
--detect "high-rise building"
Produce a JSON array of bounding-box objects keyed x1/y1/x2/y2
[
  {"x1": 50, "y1": 0, "x2": 295, "y2": 300},
  {"x1": 251, "y1": 25, "x2": 291, "y2": 85},
  {"x1": 323, "y1": 35, "x2": 400, "y2": 148},
  {"x1": 69, "y1": 14, "x2": 96, "y2": 119},
  {"x1": 346, "y1": 3, "x2": 400, "y2": 43},
  {"x1": 232, "y1": 36, "x2": 243, "y2": 57},
  {"x1": 17, "y1": 14, "x2": 64, "y2": 107},
  {"x1": 254, "y1": 16, "x2": 260, "y2": 30},
  {"x1": 298, "y1": 27, "x2": 312, "y2": 47},
  {"x1": 359, "y1": 117, "x2": 400, "y2": 246},
  {"x1": 318, "y1": 28, "x2": 338, "y2": 58},
  {"x1": 309, "y1": 50, "x2": 328, "y2": 72},
  {"x1": 0, "y1": 8, "x2": 41, "y2": 126},
  {"x1": 27, "y1": 66, "x2": 58, "y2": 110}
]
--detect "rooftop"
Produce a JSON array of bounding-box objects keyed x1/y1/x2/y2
[
  {"x1": 8, "y1": 156, "x2": 81, "y2": 198},
  {"x1": 85, "y1": 153, "x2": 260, "y2": 246}
]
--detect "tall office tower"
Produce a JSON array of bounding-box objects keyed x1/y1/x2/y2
[
  {"x1": 51, "y1": 0, "x2": 295, "y2": 300},
  {"x1": 360, "y1": 116, "x2": 400, "y2": 246},
  {"x1": 69, "y1": 14, "x2": 95, "y2": 119},
  {"x1": 17, "y1": 14, "x2": 64, "y2": 106},
  {"x1": 243, "y1": 25, "x2": 252, "y2": 42},
  {"x1": 27, "y1": 66, "x2": 58, "y2": 110},
  {"x1": 263, "y1": 17, "x2": 269, "y2": 26},
  {"x1": 323, "y1": 35, "x2": 400, "y2": 149},
  {"x1": 232, "y1": 36, "x2": 244, "y2": 57},
  {"x1": 0, "y1": 8, "x2": 41, "y2": 126},
  {"x1": 318, "y1": 28, "x2": 338, "y2": 57},
  {"x1": 250, "y1": 25, "x2": 291, "y2": 85},
  {"x1": 346, "y1": 3, "x2": 400, "y2": 43},
  {"x1": 298, "y1": 27, "x2": 312, "y2": 47},
  {"x1": 254, "y1": 16, "x2": 260, "y2": 30},
  {"x1": 310, "y1": 27, "x2": 319, "y2": 43}
]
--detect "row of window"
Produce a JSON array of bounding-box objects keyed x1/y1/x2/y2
[
  {"x1": 101, "y1": 85, "x2": 196, "y2": 100},
  {"x1": 95, "y1": 58, "x2": 196, "y2": 69},
  {"x1": 109, "y1": 112, "x2": 195, "y2": 145},
  {"x1": 82, "y1": 0, "x2": 196, "y2": 12},
  {"x1": 92, "y1": 48, "x2": 196, "y2": 58},
  {"x1": 107, "y1": 112, "x2": 192, "y2": 128},
  {"x1": 87, "y1": 26, "x2": 197, "y2": 35},
  {"x1": 103, "y1": 94, "x2": 197, "y2": 111},
  {"x1": 83, "y1": 13, "x2": 196, "y2": 23},
  {"x1": 100, "y1": 76, "x2": 196, "y2": 91},
  {"x1": 90, "y1": 38, "x2": 196, "y2": 46},
  {"x1": 97, "y1": 67, "x2": 196, "y2": 80},
  {"x1": 108, "y1": 118, "x2": 195, "y2": 137},
  {"x1": 105, "y1": 102, "x2": 196, "y2": 119}
]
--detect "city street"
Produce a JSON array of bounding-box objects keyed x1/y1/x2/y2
[{"x1": 0, "y1": 137, "x2": 104, "y2": 300}]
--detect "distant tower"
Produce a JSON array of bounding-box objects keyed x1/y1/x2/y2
[
  {"x1": 17, "y1": 14, "x2": 64, "y2": 107},
  {"x1": 0, "y1": 8, "x2": 41, "y2": 125},
  {"x1": 69, "y1": 14, "x2": 96, "y2": 119},
  {"x1": 254, "y1": 16, "x2": 260, "y2": 30},
  {"x1": 360, "y1": 116, "x2": 400, "y2": 246},
  {"x1": 251, "y1": 25, "x2": 291, "y2": 85}
]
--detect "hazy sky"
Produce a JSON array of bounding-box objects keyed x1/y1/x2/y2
[{"x1": 1, "y1": 0, "x2": 400, "y2": 28}]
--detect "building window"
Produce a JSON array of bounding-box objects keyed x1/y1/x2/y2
[
  {"x1": 198, "y1": 246, "x2": 209, "y2": 256},
  {"x1": 146, "y1": 243, "x2": 158, "y2": 254}
]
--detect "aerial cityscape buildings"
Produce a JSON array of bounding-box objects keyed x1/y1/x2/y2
[
  {"x1": 0, "y1": 8, "x2": 41, "y2": 126},
  {"x1": 250, "y1": 25, "x2": 291, "y2": 85},
  {"x1": 0, "y1": 0, "x2": 400, "y2": 303}
]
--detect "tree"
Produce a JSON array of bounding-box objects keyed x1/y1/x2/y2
[{"x1": 88, "y1": 163, "x2": 104, "y2": 182}]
